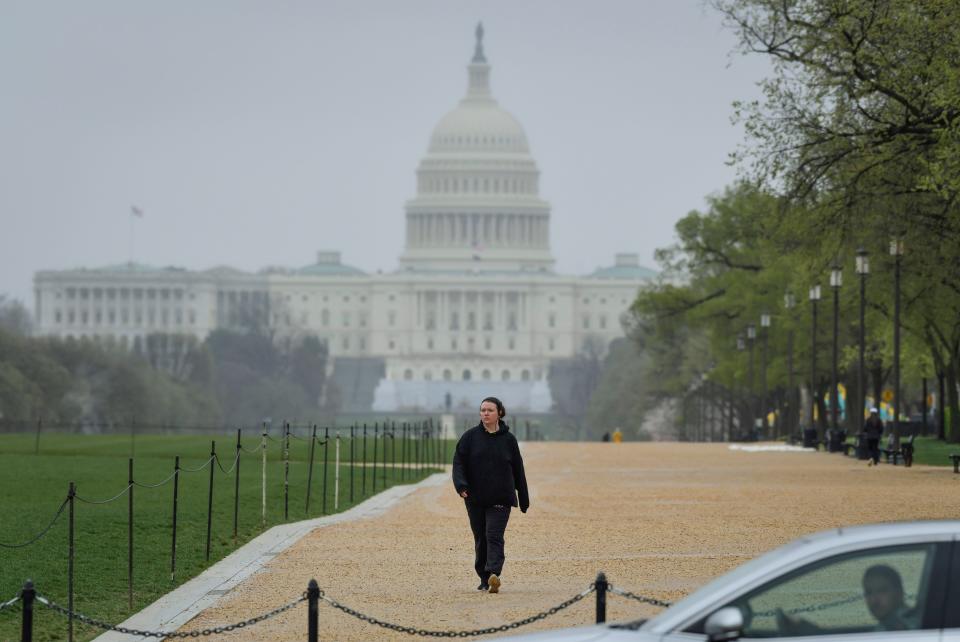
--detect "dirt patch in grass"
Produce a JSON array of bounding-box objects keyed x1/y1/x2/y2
[{"x1": 181, "y1": 442, "x2": 960, "y2": 640}]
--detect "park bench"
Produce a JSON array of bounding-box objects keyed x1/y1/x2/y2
[
  {"x1": 880, "y1": 435, "x2": 901, "y2": 465},
  {"x1": 881, "y1": 434, "x2": 916, "y2": 467},
  {"x1": 949, "y1": 454, "x2": 960, "y2": 474}
]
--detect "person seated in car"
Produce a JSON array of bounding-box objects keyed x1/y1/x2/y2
[
  {"x1": 863, "y1": 564, "x2": 918, "y2": 631},
  {"x1": 776, "y1": 564, "x2": 917, "y2": 635}
]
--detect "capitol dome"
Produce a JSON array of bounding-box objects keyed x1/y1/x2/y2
[
  {"x1": 399, "y1": 24, "x2": 553, "y2": 273},
  {"x1": 428, "y1": 98, "x2": 530, "y2": 155}
]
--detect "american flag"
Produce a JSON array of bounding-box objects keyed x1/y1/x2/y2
[{"x1": 131, "y1": 205, "x2": 144, "y2": 218}]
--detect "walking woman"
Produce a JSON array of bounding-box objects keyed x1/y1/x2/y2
[{"x1": 452, "y1": 397, "x2": 529, "y2": 593}]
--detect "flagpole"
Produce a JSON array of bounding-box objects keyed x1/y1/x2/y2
[
  {"x1": 129, "y1": 206, "x2": 143, "y2": 267},
  {"x1": 128, "y1": 210, "x2": 134, "y2": 266}
]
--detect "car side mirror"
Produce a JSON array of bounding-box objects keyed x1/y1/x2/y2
[{"x1": 704, "y1": 607, "x2": 744, "y2": 642}]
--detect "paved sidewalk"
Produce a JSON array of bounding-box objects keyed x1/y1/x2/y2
[{"x1": 93, "y1": 472, "x2": 448, "y2": 641}]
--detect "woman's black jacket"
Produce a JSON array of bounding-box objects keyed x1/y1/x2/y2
[{"x1": 452, "y1": 421, "x2": 529, "y2": 512}]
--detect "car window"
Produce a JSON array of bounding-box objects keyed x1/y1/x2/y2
[{"x1": 723, "y1": 544, "x2": 937, "y2": 638}]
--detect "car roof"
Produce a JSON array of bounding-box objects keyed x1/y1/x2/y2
[{"x1": 641, "y1": 520, "x2": 960, "y2": 634}]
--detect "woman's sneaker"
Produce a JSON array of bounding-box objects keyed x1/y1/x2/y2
[
  {"x1": 477, "y1": 582, "x2": 489, "y2": 591},
  {"x1": 488, "y1": 574, "x2": 501, "y2": 594}
]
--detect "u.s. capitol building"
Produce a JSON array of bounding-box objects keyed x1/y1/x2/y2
[{"x1": 33, "y1": 26, "x2": 654, "y2": 413}]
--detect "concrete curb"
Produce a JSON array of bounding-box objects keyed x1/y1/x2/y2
[{"x1": 93, "y1": 472, "x2": 449, "y2": 641}]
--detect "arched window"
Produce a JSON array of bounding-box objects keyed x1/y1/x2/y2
[
  {"x1": 404, "y1": 369, "x2": 413, "y2": 381},
  {"x1": 501, "y1": 370, "x2": 511, "y2": 381},
  {"x1": 521, "y1": 369, "x2": 531, "y2": 381},
  {"x1": 482, "y1": 369, "x2": 491, "y2": 380},
  {"x1": 424, "y1": 370, "x2": 433, "y2": 381},
  {"x1": 462, "y1": 369, "x2": 472, "y2": 381},
  {"x1": 443, "y1": 369, "x2": 452, "y2": 381}
]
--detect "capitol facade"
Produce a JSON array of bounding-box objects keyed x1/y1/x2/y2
[{"x1": 33, "y1": 26, "x2": 654, "y2": 413}]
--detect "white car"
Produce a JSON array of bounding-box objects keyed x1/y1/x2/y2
[{"x1": 499, "y1": 521, "x2": 960, "y2": 641}]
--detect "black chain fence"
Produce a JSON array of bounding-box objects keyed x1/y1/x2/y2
[
  {"x1": 3, "y1": 574, "x2": 676, "y2": 641},
  {"x1": 319, "y1": 584, "x2": 596, "y2": 637},
  {"x1": 38, "y1": 592, "x2": 308, "y2": 638}
]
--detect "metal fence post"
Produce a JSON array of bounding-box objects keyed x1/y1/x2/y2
[
  {"x1": 68, "y1": 481, "x2": 75, "y2": 642},
  {"x1": 307, "y1": 579, "x2": 320, "y2": 642},
  {"x1": 402, "y1": 423, "x2": 408, "y2": 481},
  {"x1": 128, "y1": 458, "x2": 134, "y2": 610},
  {"x1": 170, "y1": 456, "x2": 180, "y2": 581},
  {"x1": 205, "y1": 441, "x2": 215, "y2": 561},
  {"x1": 362, "y1": 424, "x2": 367, "y2": 497},
  {"x1": 233, "y1": 429, "x2": 241, "y2": 545},
  {"x1": 261, "y1": 431, "x2": 267, "y2": 528},
  {"x1": 284, "y1": 423, "x2": 290, "y2": 521},
  {"x1": 382, "y1": 424, "x2": 389, "y2": 488},
  {"x1": 322, "y1": 427, "x2": 329, "y2": 515},
  {"x1": 595, "y1": 572, "x2": 607, "y2": 624},
  {"x1": 20, "y1": 579, "x2": 34, "y2": 642},
  {"x1": 305, "y1": 425, "x2": 317, "y2": 514},
  {"x1": 334, "y1": 431, "x2": 341, "y2": 511},
  {"x1": 415, "y1": 422, "x2": 421, "y2": 475},
  {"x1": 349, "y1": 425, "x2": 355, "y2": 504},
  {"x1": 372, "y1": 423, "x2": 379, "y2": 492}
]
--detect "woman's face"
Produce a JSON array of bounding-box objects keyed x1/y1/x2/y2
[
  {"x1": 480, "y1": 401, "x2": 499, "y2": 427},
  {"x1": 863, "y1": 575, "x2": 903, "y2": 622}
]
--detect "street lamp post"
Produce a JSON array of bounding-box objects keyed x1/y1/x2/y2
[
  {"x1": 760, "y1": 313, "x2": 771, "y2": 438},
  {"x1": 855, "y1": 248, "x2": 869, "y2": 445},
  {"x1": 784, "y1": 292, "x2": 797, "y2": 439},
  {"x1": 890, "y1": 237, "x2": 904, "y2": 447},
  {"x1": 809, "y1": 284, "x2": 822, "y2": 446},
  {"x1": 737, "y1": 333, "x2": 746, "y2": 439},
  {"x1": 829, "y1": 263, "x2": 842, "y2": 451},
  {"x1": 747, "y1": 323, "x2": 757, "y2": 437}
]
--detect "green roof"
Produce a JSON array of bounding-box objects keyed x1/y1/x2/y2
[
  {"x1": 587, "y1": 265, "x2": 658, "y2": 280},
  {"x1": 93, "y1": 262, "x2": 183, "y2": 273},
  {"x1": 297, "y1": 263, "x2": 366, "y2": 276}
]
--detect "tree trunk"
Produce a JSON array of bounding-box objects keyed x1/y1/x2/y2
[{"x1": 947, "y1": 359, "x2": 960, "y2": 444}]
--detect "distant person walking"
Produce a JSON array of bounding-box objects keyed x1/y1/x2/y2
[
  {"x1": 864, "y1": 407, "x2": 884, "y2": 466},
  {"x1": 452, "y1": 397, "x2": 529, "y2": 593}
]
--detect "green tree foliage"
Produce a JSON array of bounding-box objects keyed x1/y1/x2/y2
[
  {"x1": 0, "y1": 296, "x2": 31, "y2": 336},
  {"x1": 0, "y1": 328, "x2": 221, "y2": 426},
  {"x1": 712, "y1": 0, "x2": 960, "y2": 441},
  {"x1": 626, "y1": 1, "x2": 960, "y2": 442},
  {"x1": 583, "y1": 338, "x2": 654, "y2": 441},
  {"x1": 205, "y1": 329, "x2": 331, "y2": 425}
]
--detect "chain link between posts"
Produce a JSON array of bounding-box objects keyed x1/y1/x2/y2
[
  {"x1": 608, "y1": 584, "x2": 673, "y2": 608},
  {"x1": 0, "y1": 594, "x2": 21, "y2": 612},
  {"x1": 318, "y1": 584, "x2": 596, "y2": 637},
  {"x1": 35, "y1": 592, "x2": 307, "y2": 638}
]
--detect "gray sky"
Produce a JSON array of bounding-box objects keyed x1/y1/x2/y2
[{"x1": 0, "y1": 1, "x2": 770, "y2": 305}]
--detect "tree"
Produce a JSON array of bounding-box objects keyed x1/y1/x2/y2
[
  {"x1": 0, "y1": 296, "x2": 31, "y2": 336},
  {"x1": 584, "y1": 338, "x2": 655, "y2": 440},
  {"x1": 549, "y1": 336, "x2": 606, "y2": 440}
]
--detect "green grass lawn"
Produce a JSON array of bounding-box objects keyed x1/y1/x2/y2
[
  {"x1": 907, "y1": 435, "x2": 960, "y2": 467},
  {"x1": 0, "y1": 430, "x2": 452, "y2": 641},
  {"x1": 839, "y1": 435, "x2": 959, "y2": 467}
]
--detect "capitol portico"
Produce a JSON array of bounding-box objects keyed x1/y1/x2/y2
[{"x1": 33, "y1": 25, "x2": 655, "y2": 413}]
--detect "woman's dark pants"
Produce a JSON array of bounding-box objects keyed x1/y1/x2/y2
[
  {"x1": 867, "y1": 437, "x2": 880, "y2": 464},
  {"x1": 465, "y1": 503, "x2": 511, "y2": 579}
]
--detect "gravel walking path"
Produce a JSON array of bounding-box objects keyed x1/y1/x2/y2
[{"x1": 181, "y1": 442, "x2": 959, "y2": 640}]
